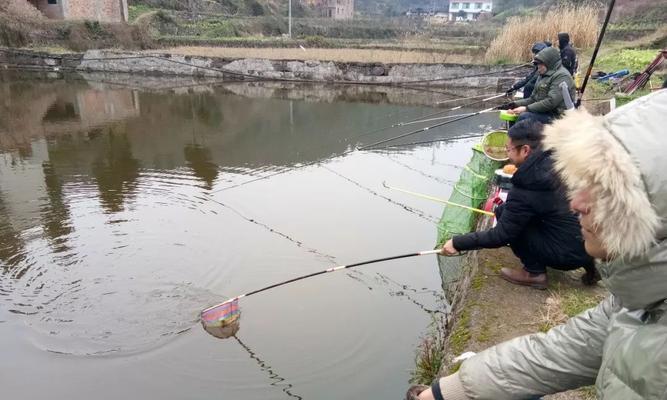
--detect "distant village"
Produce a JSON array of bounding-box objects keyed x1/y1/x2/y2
[
  {"x1": 406, "y1": 1, "x2": 493, "y2": 23},
  {"x1": 24, "y1": 0, "x2": 493, "y2": 22}
]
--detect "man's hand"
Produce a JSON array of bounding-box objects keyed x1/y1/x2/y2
[
  {"x1": 441, "y1": 239, "x2": 459, "y2": 256},
  {"x1": 495, "y1": 102, "x2": 516, "y2": 110},
  {"x1": 509, "y1": 106, "x2": 527, "y2": 115}
]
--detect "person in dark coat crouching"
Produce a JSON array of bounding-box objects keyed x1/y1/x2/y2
[{"x1": 441, "y1": 119, "x2": 596, "y2": 289}]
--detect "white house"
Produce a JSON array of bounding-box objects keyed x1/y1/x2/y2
[{"x1": 448, "y1": 1, "x2": 492, "y2": 21}]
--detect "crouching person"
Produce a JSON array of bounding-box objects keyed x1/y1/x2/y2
[
  {"x1": 407, "y1": 89, "x2": 667, "y2": 400},
  {"x1": 441, "y1": 119, "x2": 595, "y2": 289}
]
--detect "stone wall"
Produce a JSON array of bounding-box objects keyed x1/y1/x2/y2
[{"x1": 0, "y1": 48, "x2": 526, "y2": 89}]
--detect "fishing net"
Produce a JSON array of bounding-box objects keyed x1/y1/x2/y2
[
  {"x1": 435, "y1": 142, "x2": 503, "y2": 248},
  {"x1": 436, "y1": 141, "x2": 503, "y2": 295},
  {"x1": 201, "y1": 299, "x2": 241, "y2": 339}
]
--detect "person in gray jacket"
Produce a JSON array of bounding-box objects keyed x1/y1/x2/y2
[
  {"x1": 407, "y1": 89, "x2": 667, "y2": 399},
  {"x1": 504, "y1": 47, "x2": 576, "y2": 124}
]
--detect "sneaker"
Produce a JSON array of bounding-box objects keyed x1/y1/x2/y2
[{"x1": 500, "y1": 267, "x2": 547, "y2": 290}]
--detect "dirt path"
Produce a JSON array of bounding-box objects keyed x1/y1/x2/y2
[{"x1": 442, "y1": 247, "x2": 607, "y2": 399}]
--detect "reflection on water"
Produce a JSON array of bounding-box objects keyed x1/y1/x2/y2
[{"x1": 0, "y1": 71, "x2": 500, "y2": 400}]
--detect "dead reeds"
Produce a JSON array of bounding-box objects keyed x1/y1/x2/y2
[{"x1": 485, "y1": 4, "x2": 602, "y2": 64}]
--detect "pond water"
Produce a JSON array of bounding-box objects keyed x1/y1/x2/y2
[{"x1": 0, "y1": 73, "x2": 500, "y2": 399}]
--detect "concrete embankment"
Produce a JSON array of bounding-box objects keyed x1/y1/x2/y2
[{"x1": 0, "y1": 48, "x2": 527, "y2": 89}]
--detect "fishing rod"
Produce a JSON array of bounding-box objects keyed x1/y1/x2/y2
[
  {"x1": 576, "y1": 0, "x2": 616, "y2": 108},
  {"x1": 357, "y1": 107, "x2": 496, "y2": 151},
  {"x1": 396, "y1": 108, "x2": 498, "y2": 127},
  {"x1": 348, "y1": 93, "x2": 504, "y2": 142},
  {"x1": 382, "y1": 182, "x2": 494, "y2": 216},
  {"x1": 435, "y1": 92, "x2": 503, "y2": 105},
  {"x1": 200, "y1": 249, "x2": 442, "y2": 336},
  {"x1": 367, "y1": 132, "x2": 486, "y2": 151},
  {"x1": 212, "y1": 99, "x2": 503, "y2": 194}
]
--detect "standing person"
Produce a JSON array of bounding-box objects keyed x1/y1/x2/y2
[
  {"x1": 558, "y1": 32, "x2": 578, "y2": 76},
  {"x1": 506, "y1": 42, "x2": 550, "y2": 99},
  {"x1": 406, "y1": 89, "x2": 667, "y2": 400},
  {"x1": 502, "y1": 47, "x2": 575, "y2": 124},
  {"x1": 440, "y1": 119, "x2": 595, "y2": 289}
]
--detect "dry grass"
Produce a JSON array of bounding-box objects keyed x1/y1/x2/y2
[
  {"x1": 0, "y1": 0, "x2": 45, "y2": 21},
  {"x1": 158, "y1": 46, "x2": 479, "y2": 64},
  {"x1": 485, "y1": 4, "x2": 601, "y2": 63}
]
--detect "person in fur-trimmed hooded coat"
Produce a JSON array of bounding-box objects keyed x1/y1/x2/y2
[{"x1": 407, "y1": 90, "x2": 667, "y2": 400}]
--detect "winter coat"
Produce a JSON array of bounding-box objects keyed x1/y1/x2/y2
[
  {"x1": 514, "y1": 47, "x2": 575, "y2": 116},
  {"x1": 560, "y1": 44, "x2": 577, "y2": 76},
  {"x1": 452, "y1": 149, "x2": 589, "y2": 268},
  {"x1": 438, "y1": 90, "x2": 667, "y2": 399},
  {"x1": 511, "y1": 67, "x2": 539, "y2": 98}
]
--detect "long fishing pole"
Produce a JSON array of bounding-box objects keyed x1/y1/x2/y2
[
  {"x1": 382, "y1": 182, "x2": 494, "y2": 216},
  {"x1": 436, "y1": 92, "x2": 503, "y2": 105},
  {"x1": 358, "y1": 107, "x2": 496, "y2": 151},
  {"x1": 370, "y1": 132, "x2": 486, "y2": 151},
  {"x1": 396, "y1": 109, "x2": 497, "y2": 127},
  {"x1": 343, "y1": 93, "x2": 505, "y2": 144},
  {"x1": 212, "y1": 99, "x2": 503, "y2": 194},
  {"x1": 576, "y1": 0, "x2": 616, "y2": 107},
  {"x1": 201, "y1": 249, "x2": 441, "y2": 321}
]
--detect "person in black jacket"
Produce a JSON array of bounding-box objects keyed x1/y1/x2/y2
[
  {"x1": 441, "y1": 120, "x2": 596, "y2": 289},
  {"x1": 558, "y1": 32, "x2": 577, "y2": 76},
  {"x1": 506, "y1": 42, "x2": 549, "y2": 99}
]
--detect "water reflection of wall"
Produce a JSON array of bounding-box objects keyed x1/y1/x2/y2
[{"x1": 0, "y1": 77, "x2": 139, "y2": 153}]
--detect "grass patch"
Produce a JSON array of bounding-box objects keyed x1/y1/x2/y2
[
  {"x1": 561, "y1": 289, "x2": 601, "y2": 317},
  {"x1": 585, "y1": 47, "x2": 665, "y2": 106},
  {"x1": 596, "y1": 49, "x2": 662, "y2": 74},
  {"x1": 449, "y1": 309, "x2": 471, "y2": 356},
  {"x1": 578, "y1": 385, "x2": 597, "y2": 400},
  {"x1": 477, "y1": 323, "x2": 491, "y2": 343},
  {"x1": 471, "y1": 274, "x2": 486, "y2": 291},
  {"x1": 411, "y1": 315, "x2": 447, "y2": 385},
  {"x1": 128, "y1": 4, "x2": 160, "y2": 22}
]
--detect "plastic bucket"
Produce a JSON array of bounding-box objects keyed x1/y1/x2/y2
[{"x1": 481, "y1": 130, "x2": 509, "y2": 161}]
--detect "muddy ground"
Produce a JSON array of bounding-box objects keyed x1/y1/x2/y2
[{"x1": 440, "y1": 247, "x2": 607, "y2": 399}]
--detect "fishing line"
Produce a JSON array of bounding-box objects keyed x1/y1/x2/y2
[
  {"x1": 375, "y1": 272, "x2": 446, "y2": 315},
  {"x1": 233, "y1": 335, "x2": 304, "y2": 400},
  {"x1": 367, "y1": 132, "x2": 485, "y2": 151},
  {"x1": 358, "y1": 107, "x2": 496, "y2": 151},
  {"x1": 395, "y1": 109, "x2": 497, "y2": 127},
  {"x1": 198, "y1": 195, "x2": 337, "y2": 263},
  {"x1": 321, "y1": 165, "x2": 440, "y2": 224},
  {"x1": 380, "y1": 155, "x2": 456, "y2": 185},
  {"x1": 435, "y1": 92, "x2": 503, "y2": 105},
  {"x1": 212, "y1": 101, "x2": 502, "y2": 194},
  {"x1": 336, "y1": 93, "x2": 505, "y2": 146}
]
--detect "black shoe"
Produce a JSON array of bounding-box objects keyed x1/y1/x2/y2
[{"x1": 581, "y1": 266, "x2": 601, "y2": 286}]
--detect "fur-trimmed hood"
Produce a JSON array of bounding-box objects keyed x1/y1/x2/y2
[
  {"x1": 543, "y1": 90, "x2": 667, "y2": 309},
  {"x1": 543, "y1": 90, "x2": 667, "y2": 258}
]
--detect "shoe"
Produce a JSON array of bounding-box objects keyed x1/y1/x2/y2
[
  {"x1": 501, "y1": 267, "x2": 547, "y2": 290},
  {"x1": 581, "y1": 266, "x2": 601, "y2": 286},
  {"x1": 405, "y1": 384, "x2": 429, "y2": 400}
]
